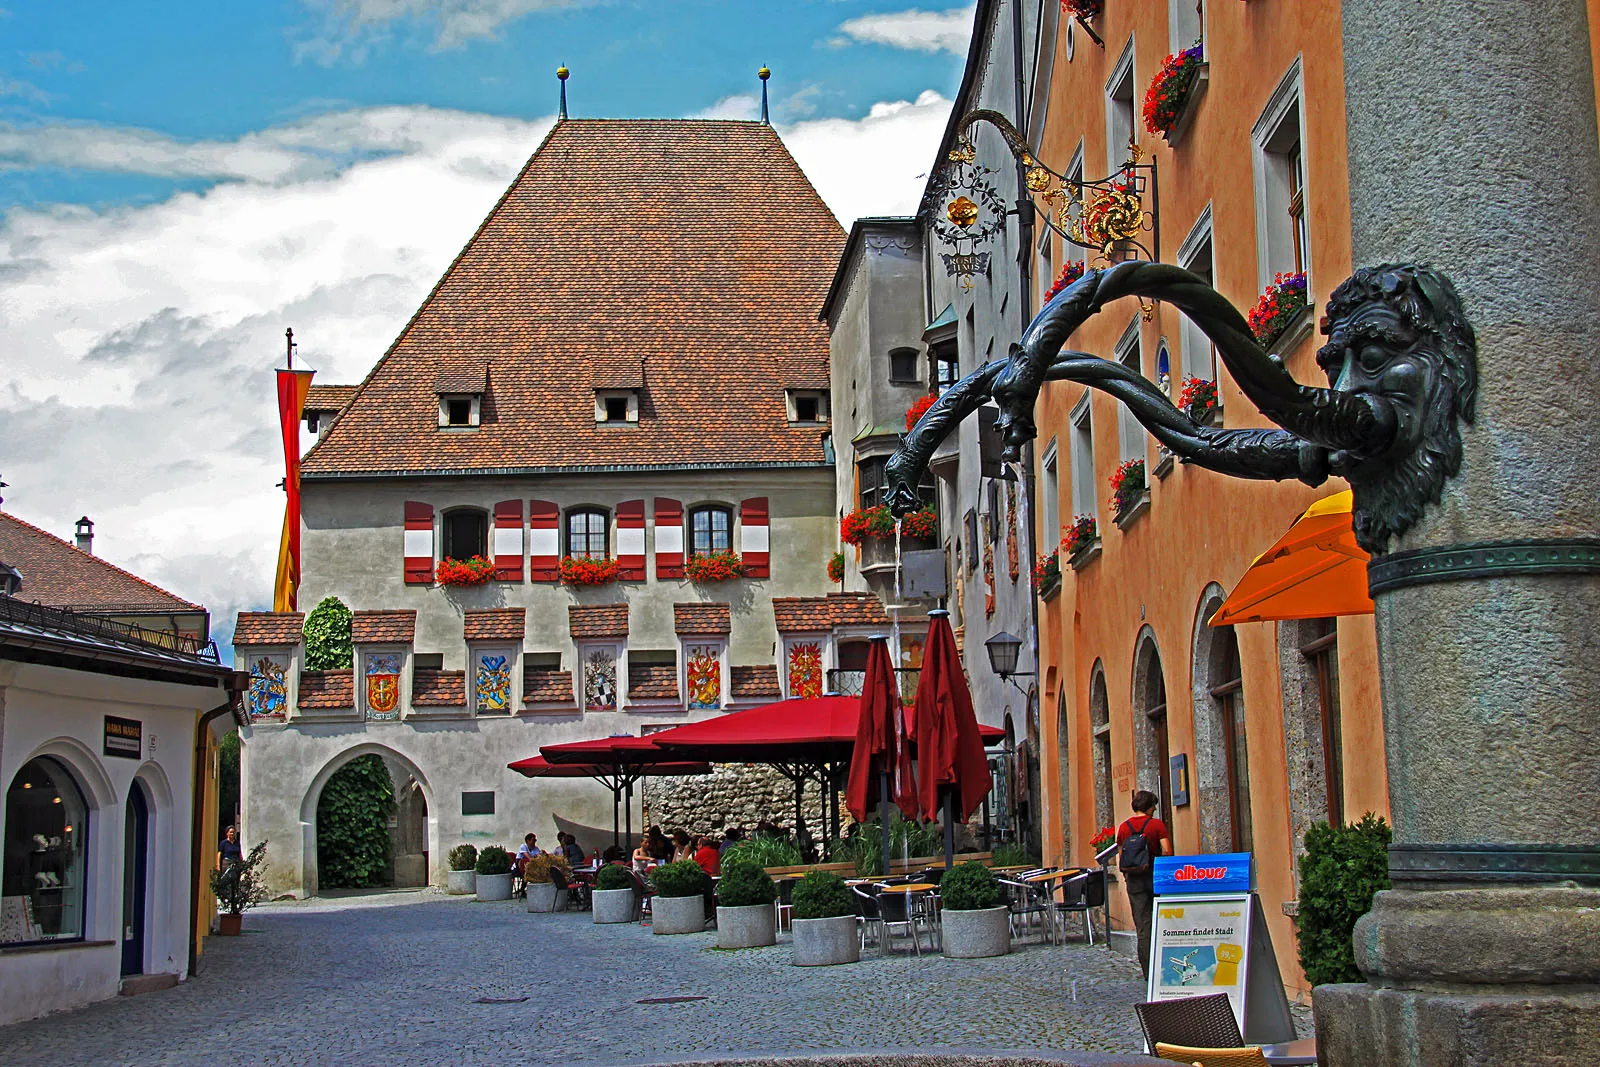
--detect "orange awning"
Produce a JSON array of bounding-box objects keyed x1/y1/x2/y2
[{"x1": 1211, "y1": 490, "x2": 1373, "y2": 626}]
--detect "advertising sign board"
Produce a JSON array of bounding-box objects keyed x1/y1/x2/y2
[{"x1": 1153, "y1": 851, "x2": 1253, "y2": 895}]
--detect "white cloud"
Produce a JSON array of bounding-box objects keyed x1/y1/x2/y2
[
  {"x1": 0, "y1": 77, "x2": 49, "y2": 104},
  {"x1": 834, "y1": 6, "x2": 975, "y2": 54},
  {"x1": 297, "y1": 0, "x2": 587, "y2": 59},
  {"x1": 779, "y1": 90, "x2": 952, "y2": 224},
  {"x1": 693, "y1": 94, "x2": 759, "y2": 122}
]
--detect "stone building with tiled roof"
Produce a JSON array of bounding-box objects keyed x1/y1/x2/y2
[{"x1": 236, "y1": 116, "x2": 881, "y2": 897}]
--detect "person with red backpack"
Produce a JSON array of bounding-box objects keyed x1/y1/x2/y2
[{"x1": 1117, "y1": 789, "x2": 1173, "y2": 979}]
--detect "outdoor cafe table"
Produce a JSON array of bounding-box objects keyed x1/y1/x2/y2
[
  {"x1": 1023, "y1": 868, "x2": 1086, "y2": 884},
  {"x1": 1259, "y1": 1038, "x2": 1318, "y2": 1066},
  {"x1": 879, "y1": 883, "x2": 937, "y2": 894}
]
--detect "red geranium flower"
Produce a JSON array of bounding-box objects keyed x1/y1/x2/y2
[
  {"x1": 684, "y1": 551, "x2": 744, "y2": 583},
  {"x1": 559, "y1": 555, "x2": 620, "y2": 586},
  {"x1": 905, "y1": 393, "x2": 937, "y2": 431},
  {"x1": 1143, "y1": 46, "x2": 1204, "y2": 138},
  {"x1": 435, "y1": 556, "x2": 494, "y2": 586}
]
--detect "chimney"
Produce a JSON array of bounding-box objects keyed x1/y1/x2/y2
[{"x1": 74, "y1": 516, "x2": 94, "y2": 554}]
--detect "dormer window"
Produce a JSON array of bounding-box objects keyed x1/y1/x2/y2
[
  {"x1": 435, "y1": 362, "x2": 488, "y2": 430},
  {"x1": 439, "y1": 394, "x2": 480, "y2": 428},
  {"x1": 786, "y1": 389, "x2": 830, "y2": 424},
  {"x1": 595, "y1": 390, "x2": 639, "y2": 423}
]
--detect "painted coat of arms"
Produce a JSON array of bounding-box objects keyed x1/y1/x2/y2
[
  {"x1": 788, "y1": 642, "x2": 823, "y2": 699},
  {"x1": 248, "y1": 656, "x2": 288, "y2": 721},
  {"x1": 686, "y1": 645, "x2": 721, "y2": 709},
  {"x1": 366, "y1": 653, "x2": 402, "y2": 720},
  {"x1": 583, "y1": 648, "x2": 617, "y2": 711},
  {"x1": 476, "y1": 653, "x2": 511, "y2": 713}
]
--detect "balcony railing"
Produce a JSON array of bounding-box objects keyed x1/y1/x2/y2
[
  {"x1": 826, "y1": 667, "x2": 920, "y2": 705},
  {"x1": 0, "y1": 596, "x2": 220, "y2": 662}
]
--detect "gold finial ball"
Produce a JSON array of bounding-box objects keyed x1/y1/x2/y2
[
  {"x1": 758, "y1": 66, "x2": 770, "y2": 80},
  {"x1": 557, "y1": 66, "x2": 569, "y2": 80}
]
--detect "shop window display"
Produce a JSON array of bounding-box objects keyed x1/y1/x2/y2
[{"x1": 2, "y1": 757, "x2": 88, "y2": 945}]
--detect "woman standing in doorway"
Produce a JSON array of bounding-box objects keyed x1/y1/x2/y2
[{"x1": 1117, "y1": 790, "x2": 1173, "y2": 980}]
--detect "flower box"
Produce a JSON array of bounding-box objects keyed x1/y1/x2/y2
[
  {"x1": 1062, "y1": 0, "x2": 1102, "y2": 19},
  {"x1": 1144, "y1": 48, "x2": 1208, "y2": 146},
  {"x1": 1249, "y1": 272, "x2": 1310, "y2": 351},
  {"x1": 1114, "y1": 490, "x2": 1151, "y2": 530},
  {"x1": 684, "y1": 551, "x2": 743, "y2": 583},
  {"x1": 560, "y1": 556, "x2": 620, "y2": 586},
  {"x1": 827, "y1": 551, "x2": 844, "y2": 584},
  {"x1": 1042, "y1": 261, "x2": 1086, "y2": 304},
  {"x1": 840, "y1": 505, "x2": 894, "y2": 545},
  {"x1": 1068, "y1": 538, "x2": 1102, "y2": 570},
  {"x1": 1038, "y1": 569, "x2": 1062, "y2": 602},
  {"x1": 1177, "y1": 375, "x2": 1218, "y2": 424},
  {"x1": 435, "y1": 556, "x2": 493, "y2": 586},
  {"x1": 1110, "y1": 459, "x2": 1146, "y2": 524}
]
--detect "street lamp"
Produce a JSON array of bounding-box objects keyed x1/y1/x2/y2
[{"x1": 984, "y1": 631, "x2": 1034, "y2": 695}]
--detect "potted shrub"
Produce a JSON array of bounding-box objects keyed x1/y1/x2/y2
[
  {"x1": 209, "y1": 841, "x2": 269, "y2": 936},
  {"x1": 523, "y1": 853, "x2": 567, "y2": 913},
  {"x1": 648, "y1": 858, "x2": 709, "y2": 935},
  {"x1": 939, "y1": 861, "x2": 1011, "y2": 958},
  {"x1": 592, "y1": 864, "x2": 637, "y2": 924},
  {"x1": 446, "y1": 844, "x2": 478, "y2": 895},
  {"x1": 790, "y1": 871, "x2": 859, "y2": 966},
  {"x1": 474, "y1": 845, "x2": 513, "y2": 902},
  {"x1": 715, "y1": 853, "x2": 777, "y2": 949}
]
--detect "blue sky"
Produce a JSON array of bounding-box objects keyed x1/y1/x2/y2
[{"x1": 0, "y1": 1, "x2": 972, "y2": 648}]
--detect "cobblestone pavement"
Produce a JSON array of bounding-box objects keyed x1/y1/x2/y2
[{"x1": 1, "y1": 890, "x2": 1249, "y2": 1066}]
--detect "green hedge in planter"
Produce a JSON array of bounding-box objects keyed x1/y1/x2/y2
[
  {"x1": 475, "y1": 845, "x2": 512, "y2": 876},
  {"x1": 651, "y1": 858, "x2": 710, "y2": 898},
  {"x1": 792, "y1": 871, "x2": 853, "y2": 920},
  {"x1": 717, "y1": 854, "x2": 776, "y2": 908},
  {"x1": 940, "y1": 861, "x2": 1001, "y2": 911},
  {"x1": 448, "y1": 844, "x2": 478, "y2": 872},
  {"x1": 1296, "y1": 813, "x2": 1392, "y2": 986},
  {"x1": 595, "y1": 864, "x2": 632, "y2": 891},
  {"x1": 724, "y1": 834, "x2": 803, "y2": 869}
]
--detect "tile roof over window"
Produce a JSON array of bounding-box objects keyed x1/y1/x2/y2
[
  {"x1": 412, "y1": 669, "x2": 467, "y2": 706},
  {"x1": 523, "y1": 670, "x2": 576, "y2": 707},
  {"x1": 569, "y1": 604, "x2": 629, "y2": 639},
  {"x1": 351, "y1": 610, "x2": 417, "y2": 645},
  {"x1": 234, "y1": 612, "x2": 305, "y2": 646},
  {"x1": 730, "y1": 664, "x2": 781, "y2": 700},
  {"x1": 0, "y1": 511, "x2": 201, "y2": 614},
  {"x1": 299, "y1": 120, "x2": 843, "y2": 478},
  {"x1": 772, "y1": 592, "x2": 891, "y2": 633},
  {"x1": 464, "y1": 608, "x2": 525, "y2": 643},
  {"x1": 304, "y1": 385, "x2": 358, "y2": 414},
  {"x1": 628, "y1": 662, "x2": 679, "y2": 700},
  {"x1": 674, "y1": 602, "x2": 731, "y2": 636},
  {"x1": 299, "y1": 669, "x2": 354, "y2": 708}
]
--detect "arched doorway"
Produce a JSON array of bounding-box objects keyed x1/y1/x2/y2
[
  {"x1": 1131, "y1": 629, "x2": 1173, "y2": 833},
  {"x1": 392, "y1": 777, "x2": 429, "y2": 887},
  {"x1": 1192, "y1": 585, "x2": 1252, "y2": 853},
  {"x1": 300, "y1": 745, "x2": 434, "y2": 896},
  {"x1": 121, "y1": 782, "x2": 150, "y2": 975}
]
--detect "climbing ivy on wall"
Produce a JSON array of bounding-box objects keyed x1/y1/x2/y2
[
  {"x1": 303, "y1": 596, "x2": 354, "y2": 670},
  {"x1": 316, "y1": 754, "x2": 395, "y2": 889}
]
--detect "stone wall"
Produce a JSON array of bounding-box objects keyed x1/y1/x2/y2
[{"x1": 643, "y1": 763, "x2": 836, "y2": 838}]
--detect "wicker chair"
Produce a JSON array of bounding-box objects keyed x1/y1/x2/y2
[
  {"x1": 1135, "y1": 993, "x2": 1245, "y2": 1051},
  {"x1": 1153, "y1": 1043, "x2": 1269, "y2": 1067}
]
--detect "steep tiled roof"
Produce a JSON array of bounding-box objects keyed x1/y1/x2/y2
[
  {"x1": 730, "y1": 664, "x2": 781, "y2": 700},
  {"x1": 299, "y1": 669, "x2": 353, "y2": 708},
  {"x1": 464, "y1": 608, "x2": 525, "y2": 642},
  {"x1": 412, "y1": 669, "x2": 466, "y2": 706},
  {"x1": 569, "y1": 604, "x2": 628, "y2": 639},
  {"x1": 234, "y1": 612, "x2": 304, "y2": 646},
  {"x1": 304, "y1": 385, "x2": 358, "y2": 413},
  {"x1": 351, "y1": 610, "x2": 416, "y2": 645},
  {"x1": 674, "y1": 602, "x2": 731, "y2": 636},
  {"x1": 772, "y1": 592, "x2": 890, "y2": 633},
  {"x1": 628, "y1": 662, "x2": 678, "y2": 700},
  {"x1": 523, "y1": 669, "x2": 576, "y2": 706},
  {"x1": 300, "y1": 120, "x2": 843, "y2": 478},
  {"x1": 0, "y1": 511, "x2": 201, "y2": 614}
]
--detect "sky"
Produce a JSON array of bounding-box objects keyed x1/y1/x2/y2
[{"x1": 0, "y1": 1, "x2": 974, "y2": 650}]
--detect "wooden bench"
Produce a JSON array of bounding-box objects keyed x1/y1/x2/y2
[
  {"x1": 887, "y1": 851, "x2": 993, "y2": 874},
  {"x1": 762, "y1": 861, "x2": 857, "y2": 879}
]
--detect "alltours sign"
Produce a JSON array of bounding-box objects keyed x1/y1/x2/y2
[{"x1": 1153, "y1": 851, "x2": 1252, "y2": 895}]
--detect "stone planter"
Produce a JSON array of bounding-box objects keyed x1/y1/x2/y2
[
  {"x1": 716, "y1": 903, "x2": 777, "y2": 949},
  {"x1": 651, "y1": 893, "x2": 705, "y2": 935},
  {"x1": 475, "y1": 872, "x2": 513, "y2": 902},
  {"x1": 525, "y1": 881, "x2": 559, "y2": 913},
  {"x1": 446, "y1": 869, "x2": 476, "y2": 895},
  {"x1": 218, "y1": 913, "x2": 243, "y2": 936},
  {"x1": 592, "y1": 887, "x2": 636, "y2": 924},
  {"x1": 791, "y1": 914, "x2": 860, "y2": 966},
  {"x1": 941, "y1": 905, "x2": 1012, "y2": 958}
]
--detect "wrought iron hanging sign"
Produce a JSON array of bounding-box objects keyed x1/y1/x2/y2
[{"x1": 930, "y1": 139, "x2": 1009, "y2": 289}]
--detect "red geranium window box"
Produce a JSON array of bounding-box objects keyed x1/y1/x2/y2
[
  {"x1": 905, "y1": 394, "x2": 937, "y2": 431},
  {"x1": 1110, "y1": 458, "x2": 1146, "y2": 520},
  {"x1": 684, "y1": 551, "x2": 744, "y2": 584},
  {"x1": 559, "y1": 555, "x2": 620, "y2": 586},
  {"x1": 1143, "y1": 45, "x2": 1205, "y2": 140},
  {"x1": 1248, "y1": 271, "x2": 1309, "y2": 348},
  {"x1": 1063, "y1": 515, "x2": 1098, "y2": 558},
  {"x1": 1043, "y1": 261, "x2": 1086, "y2": 304},
  {"x1": 435, "y1": 556, "x2": 494, "y2": 586}
]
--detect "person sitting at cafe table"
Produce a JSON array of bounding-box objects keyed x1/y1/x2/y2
[
  {"x1": 694, "y1": 835, "x2": 721, "y2": 877},
  {"x1": 559, "y1": 831, "x2": 585, "y2": 867},
  {"x1": 647, "y1": 826, "x2": 673, "y2": 863},
  {"x1": 671, "y1": 829, "x2": 694, "y2": 863},
  {"x1": 632, "y1": 837, "x2": 653, "y2": 871}
]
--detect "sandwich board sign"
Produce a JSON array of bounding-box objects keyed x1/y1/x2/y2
[{"x1": 1145, "y1": 853, "x2": 1296, "y2": 1046}]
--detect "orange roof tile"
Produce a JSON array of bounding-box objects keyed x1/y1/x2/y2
[
  {"x1": 0, "y1": 511, "x2": 201, "y2": 614},
  {"x1": 523, "y1": 669, "x2": 576, "y2": 706},
  {"x1": 351, "y1": 610, "x2": 416, "y2": 644},
  {"x1": 674, "y1": 602, "x2": 731, "y2": 636},
  {"x1": 299, "y1": 669, "x2": 353, "y2": 708},
  {"x1": 569, "y1": 604, "x2": 629, "y2": 639},
  {"x1": 412, "y1": 669, "x2": 466, "y2": 706},
  {"x1": 771, "y1": 592, "x2": 890, "y2": 633},
  {"x1": 730, "y1": 664, "x2": 781, "y2": 700},
  {"x1": 303, "y1": 384, "x2": 357, "y2": 413},
  {"x1": 234, "y1": 612, "x2": 304, "y2": 646},
  {"x1": 464, "y1": 608, "x2": 525, "y2": 643},
  {"x1": 300, "y1": 120, "x2": 843, "y2": 478},
  {"x1": 628, "y1": 662, "x2": 678, "y2": 700}
]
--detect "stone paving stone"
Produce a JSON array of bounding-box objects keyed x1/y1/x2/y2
[{"x1": 0, "y1": 890, "x2": 1235, "y2": 1066}]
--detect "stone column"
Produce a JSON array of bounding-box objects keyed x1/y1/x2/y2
[{"x1": 1317, "y1": 1, "x2": 1600, "y2": 1063}]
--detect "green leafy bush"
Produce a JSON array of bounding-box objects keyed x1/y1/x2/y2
[
  {"x1": 595, "y1": 864, "x2": 632, "y2": 891},
  {"x1": 217, "y1": 731, "x2": 240, "y2": 840},
  {"x1": 302, "y1": 596, "x2": 354, "y2": 670},
  {"x1": 209, "y1": 841, "x2": 270, "y2": 915},
  {"x1": 839, "y1": 817, "x2": 946, "y2": 876},
  {"x1": 725, "y1": 834, "x2": 803, "y2": 869},
  {"x1": 939, "y1": 861, "x2": 1001, "y2": 911},
  {"x1": 651, "y1": 858, "x2": 710, "y2": 898},
  {"x1": 315, "y1": 754, "x2": 394, "y2": 888},
  {"x1": 716, "y1": 854, "x2": 776, "y2": 908},
  {"x1": 447, "y1": 844, "x2": 478, "y2": 872},
  {"x1": 792, "y1": 871, "x2": 854, "y2": 920},
  {"x1": 1296, "y1": 813, "x2": 1392, "y2": 986},
  {"x1": 475, "y1": 844, "x2": 512, "y2": 876}
]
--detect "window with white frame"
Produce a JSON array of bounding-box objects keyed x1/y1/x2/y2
[
  {"x1": 1169, "y1": 0, "x2": 1203, "y2": 53},
  {"x1": 1253, "y1": 60, "x2": 1311, "y2": 288},
  {"x1": 1177, "y1": 206, "x2": 1218, "y2": 383},
  {"x1": 1114, "y1": 319, "x2": 1146, "y2": 465},
  {"x1": 1041, "y1": 440, "x2": 1061, "y2": 550},
  {"x1": 1106, "y1": 40, "x2": 1136, "y2": 174},
  {"x1": 1069, "y1": 394, "x2": 1096, "y2": 521}
]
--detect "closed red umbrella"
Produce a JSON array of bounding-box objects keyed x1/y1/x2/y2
[
  {"x1": 846, "y1": 636, "x2": 918, "y2": 824},
  {"x1": 914, "y1": 609, "x2": 992, "y2": 866}
]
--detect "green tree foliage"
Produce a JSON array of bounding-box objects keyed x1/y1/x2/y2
[
  {"x1": 939, "y1": 861, "x2": 1001, "y2": 911},
  {"x1": 716, "y1": 853, "x2": 776, "y2": 908},
  {"x1": 217, "y1": 730, "x2": 240, "y2": 840},
  {"x1": 315, "y1": 755, "x2": 394, "y2": 888},
  {"x1": 303, "y1": 596, "x2": 353, "y2": 670},
  {"x1": 1296, "y1": 813, "x2": 1392, "y2": 985},
  {"x1": 792, "y1": 871, "x2": 853, "y2": 920}
]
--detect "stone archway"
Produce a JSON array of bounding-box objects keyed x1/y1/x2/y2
[
  {"x1": 298, "y1": 745, "x2": 435, "y2": 897},
  {"x1": 1130, "y1": 627, "x2": 1173, "y2": 831},
  {"x1": 1189, "y1": 584, "x2": 1245, "y2": 854}
]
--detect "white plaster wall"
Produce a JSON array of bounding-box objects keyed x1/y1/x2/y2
[{"x1": 0, "y1": 663, "x2": 222, "y2": 1025}]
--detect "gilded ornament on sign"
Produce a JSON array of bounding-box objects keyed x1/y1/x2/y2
[
  {"x1": 947, "y1": 196, "x2": 980, "y2": 228},
  {"x1": 948, "y1": 140, "x2": 976, "y2": 164},
  {"x1": 1025, "y1": 166, "x2": 1052, "y2": 192}
]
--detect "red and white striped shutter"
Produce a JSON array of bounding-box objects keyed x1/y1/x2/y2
[
  {"x1": 403, "y1": 502, "x2": 434, "y2": 584},
  {"x1": 493, "y1": 500, "x2": 524, "y2": 582},
  {"x1": 654, "y1": 498, "x2": 684, "y2": 579},
  {"x1": 529, "y1": 499, "x2": 560, "y2": 582},
  {"x1": 617, "y1": 499, "x2": 646, "y2": 580},
  {"x1": 740, "y1": 497, "x2": 770, "y2": 578}
]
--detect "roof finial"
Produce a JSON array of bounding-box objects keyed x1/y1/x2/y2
[
  {"x1": 557, "y1": 65, "x2": 569, "y2": 121},
  {"x1": 285, "y1": 326, "x2": 296, "y2": 371},
  {"x1": 758, "y1": 66, "x2": 770, "y2": 125}
]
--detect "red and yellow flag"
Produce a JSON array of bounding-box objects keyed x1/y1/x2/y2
[{"x1": 273, "y1": 369, "x2": 315, "y2": 612}]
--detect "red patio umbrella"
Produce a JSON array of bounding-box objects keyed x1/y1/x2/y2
[
  {"x1": 509, "y1": 754, "x2": 712, "y2": 851},
  {"x1": 538, "y1": 735, "x2": 692, "y2": 847},
  {"x1": 914, "y1": 609, "x2": 993, "y2": 867},
  {"x1": 846, "y1": 636, "x2": 919, "y2": 876}
]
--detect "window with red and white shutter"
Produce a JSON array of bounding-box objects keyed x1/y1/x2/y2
[
  {"x1": 617, "y1": 499, "x2": 646, "y2": 580},
  {"x1": 740, "y1": 497, "x2": 769, "y2": 578},
  {"x1": 493, "y1": 500, "x2": 523, "y2": 581},
  {"x1": 529, "y1": 499, "x2": 559, "y2": 581},
  {"x1": 404, "y1": 502, "x2": 434, "y2": 583},
  {"x1": 654, "y1": 498, "x2": 684, "y2": 579}
]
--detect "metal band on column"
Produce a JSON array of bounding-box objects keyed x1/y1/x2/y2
[{"x1": 1367, "y1": 538, "x2": 1600, "y2": 596}]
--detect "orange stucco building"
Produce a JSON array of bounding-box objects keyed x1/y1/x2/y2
[{"x1": 1029, "y1": 0, "x2": 1385, "y2": 994}]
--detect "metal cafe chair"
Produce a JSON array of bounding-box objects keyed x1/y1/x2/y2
[
  {"x1": 874, "y1": 885, "x2": 934, "y2": 956},
  {"x1": 1153, "y1": 1044, "x2": 1269, "y2": 1067},
  {"x1": 851, "y1": 885, "x2": 883, "y2": 949},
  {"x1": 998, "y1": 877, "x2": 1050, "y2": 942},
  {"x1": 1051, "y1": 868, "x2": 1106, "y2": 945},
  {"x1": 1135, "y1": 993, "x2": 1245, "y2": 1051}
]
